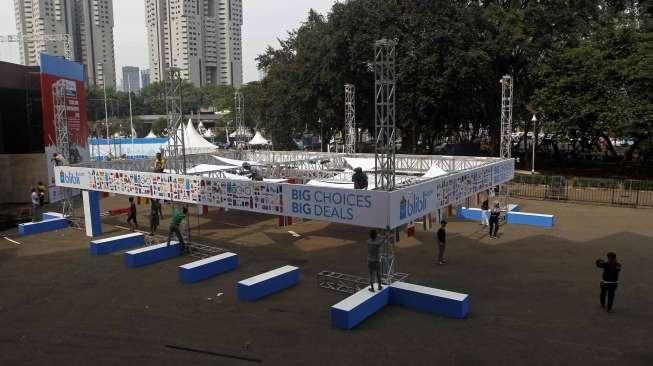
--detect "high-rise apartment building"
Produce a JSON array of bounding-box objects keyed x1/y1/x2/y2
[
  {"x1": 145, "y1": 0, "x2": 242, "y2": 88},
  {"x1": 141, "y1": 69, "x2": 151, "y2": 88},
  {"x1": 13, "y1": 0, "x2": 116, "y2": 88},
  {"x1": 122, "y1": 66, "x2": 140, "y2": 93}
]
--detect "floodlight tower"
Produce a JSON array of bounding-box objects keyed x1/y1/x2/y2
[
  {"x1": 374, "y1": 38, "x2": 398, "y2": 283},
  {"x1": 498, "y1": 74, "x2": 513, "y2": 207},
  {"x1": 52, "y1": 80, "x2": 73, "y2": 217},
  {"x1": 165, "y1": 67, "x2": 187, "y2": 174},
  {"x1": 234, "y1": 89, "x2": 245, "y2": 147},
  {"x1": 344, "y1": 84, "x2": 356, "y2": 155}
]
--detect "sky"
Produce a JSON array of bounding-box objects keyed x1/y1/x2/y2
[{"x1": 0, "y1": 0, "x2": 337, "y2": 84}]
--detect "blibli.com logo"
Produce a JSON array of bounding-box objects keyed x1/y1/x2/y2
[
  {"x1": 59, "y1": 171, "x2": 81, "y2": 185},
  {"x1": 399, "y1": 190, "x2": 433, "y2": 220}
]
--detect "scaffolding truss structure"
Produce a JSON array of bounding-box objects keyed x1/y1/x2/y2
[
  {"x1": 234, "y1": 89, "x2": 245, "y2": 146},
  {"x1": 52, "y1": 80, "x2": 74, "y2": 217},
  {"x1": 500, "y1": 75, "x2": 513, "y2": 159},
  {"x1": 165, "y1": 68, "x2": 187, "y2": 174},
  {"x1": 344, "y1": 84, "x2": 356, "y2": 155},
  {"x1": 499, "y1": 75, "x2": 513, "y2": 208},
  {"x1": 374, "y1": 39, "x2": 399, "y2": 283}
]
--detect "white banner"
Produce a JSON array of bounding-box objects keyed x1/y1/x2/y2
[
  {"x1": 389, "y1": 162, "x2": 508, "y2": 228},
  {"x1": 56, "y1": 159, "x2": 513, "y2": 230},
  {"x1": 283, "y1": 184, "x2": 388, "y2": 228}
]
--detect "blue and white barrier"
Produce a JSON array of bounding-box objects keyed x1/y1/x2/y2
[
  {"x1": 90, "y1": 233, "x2": 145, "y2": 255},
  {"x1": 18, "y1": 218, "x2": 69, "y2": 236},
  {"x1": 330, "y1": 282, "x2": 470, "y2": 330},
  {"x1": 506, "y1": 211, "x2": 555, "y2": 227},
  {"x1": 179, "y1": 252, "x2": 238, "y2": 283},
  {"x1": 124, "y1": 241, "x2": 181, "y2": 267},
  {"x1": 331, "y1": 286, "x2": 390, "y2": 330},
  {"x1": 390, "y1": 282, "x2": 469, "y2": 319},
  {"x1": 457, "y1": 207, "x2": 483, "y2": 221},
  {"x1": 237, "y1": 265, "x2": 300, "y2": 301}
]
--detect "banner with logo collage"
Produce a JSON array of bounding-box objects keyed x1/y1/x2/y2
[
  {"x1": 56, "y1": 167, "x2": 284, "y2": 216},
  {"x1": 56, "y1": 159, "x2": 513, "y2": 229},
  {"x1": 388, "y1": 160, "x2": 514, "y2": 228}
]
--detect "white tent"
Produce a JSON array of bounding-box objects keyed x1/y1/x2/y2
[
  {"x1": 343, "y1": 157, "x2": 376, "y2": 172},
  {"x1": 422, "y1": 165, "x2": 448, "y2": 178},
  {"x1": 131, "y1": 127, "x2": 138, "y2": 138},
  {"x1": 145, "y1": 130, "x2": 157, "y2": 138},
  {"x1": 248, "y1": 131, "x2": 270, "y2": 145},
  {"x1": 203, "y1": 128, "x2": 215, "y2": 138},
  {"x1": 229, "y1": 126, "x2": 253, "y2": 139},
  {"x1": 175, "y1": 119, "x2": 219, "y2": 154},
  {"x1": 197, "y1": 121, "x2": 207, "y2": 134},
  {"x1": 186, "y1": 164, "x2": 237, "y2": 174},
  {"x1": 212, "y1": 155, "x2": 261, "y2": 166}
]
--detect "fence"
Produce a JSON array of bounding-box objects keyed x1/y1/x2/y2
[{"x1": 508, "y1": 174, "x2": 653, "y2": 208}]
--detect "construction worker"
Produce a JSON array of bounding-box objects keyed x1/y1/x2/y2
[
  {"x1": 153, "y1": 152, "x2": 166, "y2": 173},
  {"x1": 167, "y1": 206, "x2": 188, "y2": 253},
  {"x1": 30, "y1": 188, "x2": 41, "y2": 222},
  {"x1": 126, "y1": 197, "x2": 137, "y2": 231},
  {"x1": 149, "y1": 199, "x2": 163, "y2": 236},
  {"x1": 367, "y1": 229, "x2": 383, "y2": 292},
  {"x1": 352, "y1": 167, "x2": 368, "y2": 189},
  {"x1": 37, "y1": 181, "x2": 47, "y2": 206},
  {"x1": 51, "y1": 152, "x2": 67, "y2": 166}
]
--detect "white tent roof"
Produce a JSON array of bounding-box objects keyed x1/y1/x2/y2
[
  {"x1": 177, "y1": 119, "x2": 219, "y2": 152},
  {"x1": 131, "y1": 127, "x2": 138, "y2": 138},
  {"x1": 145, "y1": 130, "x2": 157, "y2": 138},
  {"x1": 343, "y1": 157, "x2": 376, "y2": 172},
  {"x1": 248, "y1": 131, "x2": 270, "y2": 145},
  {"x1": 229, "y1": 126, "x2": 253, "y2": 138},
  {"x1": 212, "y1": 155, "x2": 261, "y2": 166},
  {"x1": 186, "y1": 164, "x2": 237, "y2": 174},
  {"x1": 306, "y1": 180, "x2": 355, "y2": 189},
  {"x1": 203, "y1": 128, "x2": 215, "y2": 138},
  {"x1": 423, "y1": 165, "x2": 448, "y2": 178}
]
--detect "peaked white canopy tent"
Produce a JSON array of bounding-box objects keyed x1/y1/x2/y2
[{"x1": 248, "y1": 131, "x2": 271, "y2": 146}]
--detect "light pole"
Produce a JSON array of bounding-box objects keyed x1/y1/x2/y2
[{"x1": 531, "y1": 114, "x2": 537, "y2": 175}]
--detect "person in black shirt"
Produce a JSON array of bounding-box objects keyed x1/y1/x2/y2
[
  {"x1": 437, "y1": 221, "x2": 447, "y2": 264},
  {"x1": 367, "y1": 230, "x2": 383, "y2": 291},
  {"x1": 352, "y1": 167, "x2": 368, "y2": 190},
  {"x1": 127, "y1": 197, "x2": 137, "y2": 232},
  {"x1": 489, "y1": 202, "x2": 501, "y2": 239},
  {"x1": 596, "y1": 252, "x2": 622, "y2": 312}
]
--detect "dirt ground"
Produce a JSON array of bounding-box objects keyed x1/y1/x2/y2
[{"x1": 1, "y1": 197, "x2": 652, "y2": 366}]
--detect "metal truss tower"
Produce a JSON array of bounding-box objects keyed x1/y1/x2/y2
[
  {"x1": 374, "y1": 39, "x2": 398, "y2": 283},
  {"x1": 234, "y1": 89, "x2": 245, "y2": 146},
  {"x1": 500, "y1": 75, "x2": 513, "y2": 159},
  {"x1": 165, "y1": 68, "x2": 187, "y2": 174},
  {"x1": 498, "y1": 74, "x2": 513, "y2": 208},
  {"x1": 344, "y1": 84, "x2": 356, "y2": 155},
  {"x1": 53, "y1": 80, "x2": 73, "y2": 217}
]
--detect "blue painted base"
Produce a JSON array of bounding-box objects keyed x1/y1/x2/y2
[
  {"x1": 329, "y1": 282, "x2": 471, "y2": 330},
  {"x1": 507, "y1": 211, "x2": 554, "y2": 227},
  {"x1": 390, "y1": 282, "x2": 469, "y2": 319},
  {"x1": 331, "y1": 286, "x2": 390, "y2": 330},
  {"x1": 457, "y1": 207, "x2": 483, "y2": 220},
  {"x1": 90, "y1": 233, "x2": 145, "y2": 255},
  {"x1": 179, "y1": 252, "x2": 239, "y2": 283},
  {"x1": 237, "y1": 265, "x2": 300, "y2": 301},
  {"x1": 125, "y1": 242, "x2": 181, "y2": 267},
  {"x1": 18, "y1": 218, "x2": 69, "y2": 236}
]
